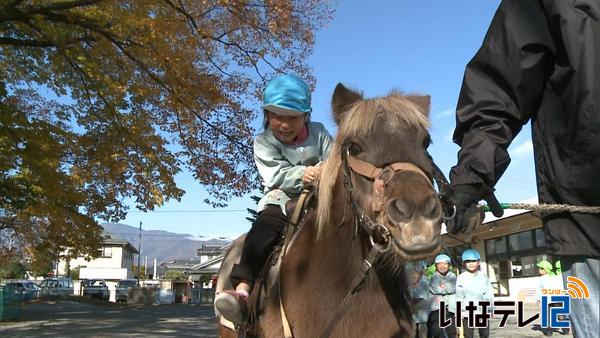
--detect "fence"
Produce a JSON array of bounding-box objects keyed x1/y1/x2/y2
[
  {"x1": 0, "y1": 287, "x2": 21, "y2": 321},
  {"x1": 190, "y1": 288, "x2": 215, "y2": 304}
]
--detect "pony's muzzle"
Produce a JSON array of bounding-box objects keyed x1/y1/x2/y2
[
  {"x1": 385, "y1": 194, "x2": 442, "y2": 258},
  {"x1": 386, "y1": 194, "x2": 441, "y2": 225}
]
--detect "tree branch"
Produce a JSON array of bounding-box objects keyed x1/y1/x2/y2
[
  {"x1": 0, "y1": 36, "x2": 93, "y2": 47},
  {"x1": 23, "y1": 0, "x2": 104, "y2": 13}
]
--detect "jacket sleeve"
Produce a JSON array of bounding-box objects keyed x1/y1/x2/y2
[
  {"x1": 254, "y1": 137, "x2": 304, "y2": 193},
  {"x1": 455, "y1": 274, "x2": 464, "y2": 303},
  {"x1": 482, "y1": 275, "x2": 494, "y2": 302},
  {"x1": 450, "y1": 0, "x2": 555, "y2": 188}
]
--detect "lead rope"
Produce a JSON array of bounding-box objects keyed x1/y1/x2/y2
[{"x1": 483, "y1": 203, "x2": 600, "y2": 214}]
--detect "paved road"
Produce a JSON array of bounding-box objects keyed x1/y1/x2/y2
[
  {"x1": 1, "y1": 299, "x2": 575, "y2": 337},
  {"x1": 0, "y1": 299, "x2": 218, "y2": 337}
]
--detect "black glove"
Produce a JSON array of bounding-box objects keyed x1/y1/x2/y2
[{"x1": 446, "y1": 184, "x2": 503, "y2": 234}]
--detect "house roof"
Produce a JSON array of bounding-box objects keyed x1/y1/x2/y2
[{"x1": 102, "y1": 232, "x2": 139, "y2": 254}]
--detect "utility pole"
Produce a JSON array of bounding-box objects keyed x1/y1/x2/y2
[{"x1": 137, "y1": 221, "x2": 142, "y2": 284}]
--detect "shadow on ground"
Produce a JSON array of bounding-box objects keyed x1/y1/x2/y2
[{"x1": 0, "y1": 299, "x2": 218, "y2": 337}]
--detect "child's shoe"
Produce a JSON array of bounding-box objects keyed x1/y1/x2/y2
[{"x1": 214, "y1": 290, "x2": 249, "y2": 325}]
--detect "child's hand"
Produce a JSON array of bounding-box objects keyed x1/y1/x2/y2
[{"x1": 303, "y1": 166, "x2": 322, "y2": 185}]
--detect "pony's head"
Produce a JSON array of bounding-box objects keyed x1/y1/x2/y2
[{"x1": 317, "y1": 84, "x2": 442, "y2": 261}]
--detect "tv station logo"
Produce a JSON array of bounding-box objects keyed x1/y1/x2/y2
[{"x1": 439, "y1": 276, "x2": 590, "y2": 329}]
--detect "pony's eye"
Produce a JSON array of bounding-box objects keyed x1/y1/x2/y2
[
  {"x1": 422, "y1": 136, "x2": 431, "y2": 149},
  {"x1": 348, "y1": 143, "x2": 362, "y2": 155}
]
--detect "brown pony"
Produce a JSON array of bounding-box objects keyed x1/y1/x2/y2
[{"x1": 217, "y1": 84, "x2": 443, "y2": 337}]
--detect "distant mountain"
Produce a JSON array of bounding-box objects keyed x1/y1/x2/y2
[{"x1": 101, "y1": 223, "x2": 232, "y2": 265}]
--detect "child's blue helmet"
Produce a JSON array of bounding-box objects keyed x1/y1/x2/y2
[
  {"x1": 434, "y1": 254, "x2": 451, "y2": 264},
  {"x1": 461, "y1": 248, "x2": 481, "y2": 261},
  {"x1": 262, "y1": 74, "x2": 311, "y2": 116}
]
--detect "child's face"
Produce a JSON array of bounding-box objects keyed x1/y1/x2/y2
[
  {"x1": 435, "y1": 262, "x2": 449, "y2": 274},
  {"x1": 267, "y1": 111, "x2": 306, "y2": 143},
  {"x1": 465, "y1": 260, "x2": 480, "y2": 272}
]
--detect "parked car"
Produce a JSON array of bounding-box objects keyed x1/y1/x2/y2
[
  {"x1": 82, "y1": 279, "x2": 110, "y2": 301},
  {"x1": 3, "y1": 281, "x2": 39, "y2": 301},
  {"x1": 39, "y1": 277, "x2": 74, "y2": 297},
  {"x1": 115, "y1": 279, "x2": 138, "y2": 303}
]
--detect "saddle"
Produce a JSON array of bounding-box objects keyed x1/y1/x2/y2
[{"x1": 216, "y1": 188, "x2": 316, "y2": 337}]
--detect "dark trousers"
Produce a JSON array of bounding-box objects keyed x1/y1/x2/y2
[
  {"x1": 462, "y1": 317, "x2": 489, "y2": 338},
  {"x1": 230, "y1": 205, "x2": 287, "y2": 287},
  {"x1": 415, "y1": 322, "x2": 428, "y2": 338},
  {"x1": 427, "y1": 308, "x2": 457, "y2": 338}
]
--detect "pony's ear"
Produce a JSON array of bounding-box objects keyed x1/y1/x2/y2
[
  {"x1": 331, "y1": 83, "x2": 363, "y2": 125},
  {"x1": 406, "y1": 95, "x2": 431, "y2": 116}
]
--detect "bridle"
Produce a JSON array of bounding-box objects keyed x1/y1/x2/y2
[{"x1": 340, "y1": 143, "x2": 433, "y2": 249}]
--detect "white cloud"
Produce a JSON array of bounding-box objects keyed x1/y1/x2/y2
[
  {"x1": 512, "y1": 140, "x2": 533, "y2": 158},
  {"x1": 446, "y1": 127, "x2": 455, "y2": 142},
  {"x1": 433, "y1": 108, "x2": 454, "y2": 119}
]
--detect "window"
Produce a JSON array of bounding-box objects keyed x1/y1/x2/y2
[
  {"x1": 485, "y1": 228, "x2": 550, "y2": 279},
  {"x1": 98, "y1": 246, "x2": 112, "y2": 257},
  {"x1": 535, "y1": 228, "x2": 546, "y2": 248},
  {"x1": 486, "y1": 236, "x2": 507, "y2": 257},
  {"x1": 509, "y1": 231, "x2": 534, "y2": 252}
]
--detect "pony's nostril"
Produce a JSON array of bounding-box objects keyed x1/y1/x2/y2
[
  {"x1": 387, "y1": 198, "x2": 411, "y2": 225},
  {"x1": 422, "y1": 195, "x2": 442, "y2": 220}
]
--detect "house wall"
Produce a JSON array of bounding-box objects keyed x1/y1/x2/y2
[
  {"x1": 79, "y1": 267, "x2": 131, "y2": 280},
  {"x1": 57, "y1": 245, "x2": 136, "y2": 280}
]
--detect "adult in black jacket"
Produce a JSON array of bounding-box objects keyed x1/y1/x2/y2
[{"x1": 448, "y1": 1, "x2": 599, "y2": 336}]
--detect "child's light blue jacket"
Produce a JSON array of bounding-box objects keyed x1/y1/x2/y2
[
  {"x1": 455, "y1": 270, "x2": 494, "y2": 317},
  {"x1": 429, "y1": 271, "x2": 457, "y2": 313},
  {"x1": 254, "y1": 121, "x2": 332, "y2": 214}
]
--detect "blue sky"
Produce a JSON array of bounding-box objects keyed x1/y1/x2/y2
[{"x1": 120, "y1": 0, "x2": 538, "y2": 238}]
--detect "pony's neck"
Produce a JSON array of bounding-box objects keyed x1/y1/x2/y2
[{"x1": 276, "y1": 201, "x2": 411, "y2": 337}]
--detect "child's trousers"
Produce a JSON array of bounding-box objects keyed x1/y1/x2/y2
[{"x1": 230, "y1": 205, "x2": 288, "y2": 287}]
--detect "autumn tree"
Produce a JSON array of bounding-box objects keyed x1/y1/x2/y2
[{"x1": 0, "y1": 1, "x2": 332, "y2": 267}]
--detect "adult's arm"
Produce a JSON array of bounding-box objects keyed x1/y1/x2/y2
[{"x1": 450, "y1": 0, "x2": 555, "y2": 189}]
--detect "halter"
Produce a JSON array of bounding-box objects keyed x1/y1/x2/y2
[{"x1": 340, "y1": 144, "x2": 433, "y2": 249}]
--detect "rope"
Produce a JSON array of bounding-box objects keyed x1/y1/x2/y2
[{"x1": 483, "y1": 203, "x2": 600, "y2": 214}]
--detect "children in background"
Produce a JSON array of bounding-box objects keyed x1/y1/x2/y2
[
  {"x1": 214, "y1": 74, "x2": 333, "y2": 325},
  {"x1": 408, "y1": 261, "x2": 431, "y2": 338},
  {"x1": 428, "y1": 254, "x2": 457, "y2": 338},
  {"x1": 455, "y1": 248, "x2": 493, "y2": 338},
  {"x1": 537, "y1": 260, "x2": 569, "y2": 336}
]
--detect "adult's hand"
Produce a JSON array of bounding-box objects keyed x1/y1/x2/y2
[{"x1": 446, "y1": 184, "x2": 503, "y2": 234}]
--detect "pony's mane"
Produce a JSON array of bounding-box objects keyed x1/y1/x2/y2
[{"x1": 316, "y1": 92, "x2": 430, "y2": 236}]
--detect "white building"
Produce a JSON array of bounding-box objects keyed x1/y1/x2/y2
[{"x1": 58, "y1": 235, "x2": 138, "y2": 280}]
